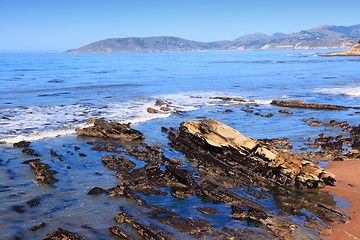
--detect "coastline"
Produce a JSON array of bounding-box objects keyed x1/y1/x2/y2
[{"x1": 322, "y1": 160, "x2": 360, "y2": 240}]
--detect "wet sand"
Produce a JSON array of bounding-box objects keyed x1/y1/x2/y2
[{"x1": 322, "y1": 160, "x2": 360, "y2": 240}]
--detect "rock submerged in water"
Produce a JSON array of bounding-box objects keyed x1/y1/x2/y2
[
  {"x1": 169, "y1": 119, "x2": 335, "y2": 189},
  {"x1": 75, "y1": 118, "x2": 144, "y2": 141},
  {"x1": 22, "y1": 158, "x2": 58, "y2": 184},
  {"x1": 44, "y1": 228, "x2": 85, "y2": 240}
]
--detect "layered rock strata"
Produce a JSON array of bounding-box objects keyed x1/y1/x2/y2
[{"x1": 169, "y1": 119, "x2": 335, "y2": 189}]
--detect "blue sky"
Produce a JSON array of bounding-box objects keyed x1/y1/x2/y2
[{"x1": 0, "y1": 0, "x2": 359, "y2": 52}]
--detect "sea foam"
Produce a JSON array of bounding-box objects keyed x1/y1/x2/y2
[{"x1": 314, "y1": 87, "x2": 360, "y2": 97}]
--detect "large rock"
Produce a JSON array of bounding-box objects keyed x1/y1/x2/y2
[
  {"x1": 76, "y1": 118, "x2": 144, "y2": 141},
  {"x1": 170, "y1": 119, "x2": 335, "y2": 189},
  {"x1": 271, "y1": 99, "x2": 348, "y2": 110}
]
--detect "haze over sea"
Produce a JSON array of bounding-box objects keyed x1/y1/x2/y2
[{"x1": 1, "y1": 50, "x2": 360, "y2": 239}]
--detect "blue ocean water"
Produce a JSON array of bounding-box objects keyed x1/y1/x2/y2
[
  {"x1": 0, "y1": 50, "x2": 359, "y2": 142},
  {"x1": 0, "y1": 50, "x2": 359, "y2": 239}
]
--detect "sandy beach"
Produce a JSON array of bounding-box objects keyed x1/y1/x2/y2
[{"x1": 323, "y1": 160, "x2": 360, "y2": 240}]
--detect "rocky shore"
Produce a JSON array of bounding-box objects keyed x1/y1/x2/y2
[
  {"x1": 319, "y1": 42, "x2": 360, "y2": 56},
  {"x1": 3, "y1": 97, "x2": 360, "y2": 239}
]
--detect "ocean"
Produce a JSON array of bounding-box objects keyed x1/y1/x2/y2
[{"x1": 0, "y1": 50, "x2": 359, "y2": 239}]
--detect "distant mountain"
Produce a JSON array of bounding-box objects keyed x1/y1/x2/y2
[
  {"x1": 234, "y1": 33, "x2": 268, "y2": 41},
  {"x1": 66, "y1": 24, "x2": 360, "y2": 53},
  {"x1": 66, "y1": 36, "x2": 232, "y2": 54},
  {"x1": 230, "y1": 24, "x2": 360, "y2": 50}
]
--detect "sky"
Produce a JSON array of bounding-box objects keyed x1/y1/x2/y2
[{"x1": 0, "y1": 0, "x2": 359, "y2": 53}]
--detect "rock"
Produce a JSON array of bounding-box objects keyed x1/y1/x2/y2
[
  {"x1": 101, "y1": 155, "x2": 136, "y2": 171},
  {"x1": 308, "y1": 121, "x2": 322, "y2": 127},
  {"x1": 264, "y1": 113, "x2": 273, "y2": 118},
  {"x1": 149, "y1": 206, "x2": 213, "y2": 236},
  {"x1": 12, "y1": 205, "x2": 25, "y2": 213},
  {"x1": 170, "y1": 188, "x2": 194, "y2": 199},
  {"x1": 78, "y1": 153, "x2": 87, "y2": 157},
  {"x1": 271, "y1": 100, "x2": 348, "y2": 110},
  {"x1": 76, "y1": 118, "x2": 144, "y2": 141},
  {"x1": 160, "y1": 106, "x2": 171, "y2": 112},
  {"x1": 351, "y1": 125, "x2": 360, "y2": 148},
  {"x1": 22, "y1": 158, "x2": 58, "y2": 184},
  {"x1": 50, "y1": 149, "x2": 59, "y2": 157},
  {"x1": 87, "y1": 187, "x2": 106, "y2": 195},
  {"x1": 155, "y1": 100, "x2": 166, "y2": 106},
  {"x1": 44, "y1": 228, "x2": 85, "y2": 240},
  {"x1": 196, "y1": 207, "x2": 219, "y2": 215},
  {"x1": 114, "y1": 211, "x2": 164, "y2": 239},
  {"x1": 168, "y1": 119, "x2": 335, "y2": 189},
  {"x1": 243, "y1": 109, "x2": 253, "y2": 113},
  {"x1": 147, "y1": 107, "x2": 160, "y2": 114},
  {"x1": 13, "y1": 140, "x2": 31, "y2": 148},
  {"x1": 278, "y1": 109, "x2": 293, "y2": 114},
  {"x1": 91, "y1": 144, "x2": 116, "y2": 152},
  {"x1": 30, "y1": 222, "x2": 47, "y2": 231},
  {"x1": 26, "y1": 196, "x2": 42, "y2": 207},
  {"x1": 108, "y1": 226, "x2": 132, "y2": 239},
  {"x1": 22, "y1": 148, "x2": 38, "y2": 156}
]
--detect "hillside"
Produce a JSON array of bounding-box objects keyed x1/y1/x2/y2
[
  {"x1": 66, "y1": 36, "x2": 232, "y2": 54},
  {"x1": 66, "y1": 24, "x2": 360, "y2": 53}
]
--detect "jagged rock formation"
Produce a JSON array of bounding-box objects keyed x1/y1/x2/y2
[
  {"x1": 169, "y1": 119, "x2": 335, "y2": 189},
  {"x1": 319, "y1": 42, "x2": 360, "y2": 56},
  {"x1": 75, "y1": 118, "x2": 144, "y2": 141}
]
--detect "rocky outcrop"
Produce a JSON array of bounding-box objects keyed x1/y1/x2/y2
[
  {"x1": 75, "y1": 118, "x2": 144, "y2": 141},
  {"x1": 319, "y1": 42, "x2": 360, "y2": 56},
  {"x1": 169, "y1": 119, "x2": 335, "y2": 189},
  {"x1": 22, "y1": 158, "x2": 58, "y2": 184},
  {"x1": 351, "y1": 124, "x2": 360, "y2": 148},
  {"x1": 44, "y1": 228, "x2": 85, "y2": 240},
  {"x1": 271, "y1": 100, "x2": 348, "y2": 110}
]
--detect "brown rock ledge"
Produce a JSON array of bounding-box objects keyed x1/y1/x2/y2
[
  {"x1": 271, "y1": 100, "x2": 348, "y2": 110},
  {"x1": 169, "y1": 119, "x2": 335, "y2": 189},
  {"x1": 75, "y1": 118, "x2": 144, "y2": 141}
]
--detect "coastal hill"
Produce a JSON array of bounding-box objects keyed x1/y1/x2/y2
[{"x1": 66, "y1": 24, "x2": 360, "y2": 53}]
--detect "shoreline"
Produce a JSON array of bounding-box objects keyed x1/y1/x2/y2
[{"x1": 322, "y1": 160, "x2": 360, "y2": 239}]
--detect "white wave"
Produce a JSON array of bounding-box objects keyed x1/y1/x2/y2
[
  {"x1": 0, "y1": 129, "x2": 76, "y2": 145},
  {"x1": 314, "y1": 87, "x2": 360, "y2": 97},
  {"x1": 253, "y1": 99, "x2": 273, "y2": 105},
  {"x1": 0, "y1": 91, "x2": 275, "y2": 142}
]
